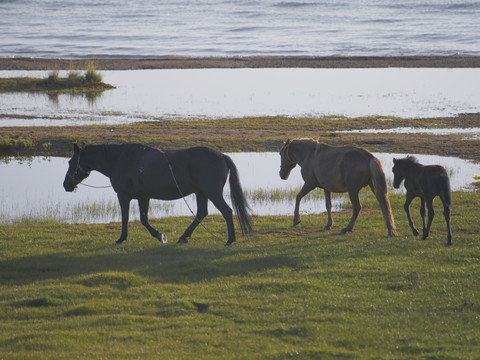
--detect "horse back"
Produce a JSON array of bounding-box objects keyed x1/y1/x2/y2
[
  {"x1": 408, "y1": 164, "x2": 451, "y2": 203},
  {"x1": 313, "y1": 144, "x2": 375, "y2": 192}
]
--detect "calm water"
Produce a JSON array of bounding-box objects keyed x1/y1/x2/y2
[
  {"x1": 1, "y1": 153, "x2": 478, "y2": 224},
  {"x1": 0, "y1": 0, "x2": 479, "y2": 58},
  {"x1": 1, "y1": 68, "x2": 480, "y2": 126}
]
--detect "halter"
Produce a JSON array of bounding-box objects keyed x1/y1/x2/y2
[
  {"x1": 282, "y1": 140, "x2": 296, "y2": 165},
  {"x1": 67, "y1": 149, "x2": 112, "y2": 189}
]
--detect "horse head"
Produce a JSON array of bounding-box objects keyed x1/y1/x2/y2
[
  {"x1": 392, "y1": 158, "x2": 405, "y2": 189},
  {"x1": 63, "y1": 144, "x2": 92, "y2": 192},
  {"x1": 279, "y1": 139, "x2": 296, "y2": 180}
]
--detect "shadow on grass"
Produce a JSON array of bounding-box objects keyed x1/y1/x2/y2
[{"x1": 0, "y1": 244, "x2": 298, "y2": 286}]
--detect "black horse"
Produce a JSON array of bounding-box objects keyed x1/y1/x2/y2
[
  {"x1": 63, "y1": 144, "x2": 252, "y2": 246},
  {"x1": 392, "y1": 156, "x2": 452, "y2": 246}
]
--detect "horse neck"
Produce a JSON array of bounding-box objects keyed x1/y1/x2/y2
[
  {"x1": 290, "y1": 140, "x2": 317, "y2": 166},
  {"x1": 83, "y1": 145, "x2": 114, "y2": 177}
]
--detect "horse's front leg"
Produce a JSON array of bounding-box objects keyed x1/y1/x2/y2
[
  {"x1": 404, "y1": 192, "x2": 419, "y2": 236},
  {"x1": 293, "y1": 183, "x2": 315, "y2": 226},
  {"x1": 116, "y1": 193, "x2": 131, "y2": 245},
  {"x1": 341, "y1": 189, "x2": 361, "y2": 234},
  {"x1": 422, "y1": 197, "x2": 435, "y2": 240},
  {"x1": 322, "y1": 190, "x2": 333, "y2": 231},
  {"x1": 139, "y1": 198, "x2": 167, "y2": 244}
]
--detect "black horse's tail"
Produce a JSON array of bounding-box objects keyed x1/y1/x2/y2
[
  {"x1": 441, "y1": 171, "x2": 452, "y2": 207},
  {"x1": 225, "y1": 155, "x2": 253, "y2": 235}
]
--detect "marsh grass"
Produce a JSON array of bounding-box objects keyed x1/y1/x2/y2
[
  {"x1": 0, "y1": 64, "x2": 114, "y2": 94},
  {"x1": 0, "y1": 192, "x2": 479, "y2": 359}
]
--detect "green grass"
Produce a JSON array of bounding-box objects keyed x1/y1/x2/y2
[
  {"x1": 0, "y1": 67, "x2": 114, "y2": 94},
  {"x1": 0, "y1": 192, "x2": 479, "y2": 359}
]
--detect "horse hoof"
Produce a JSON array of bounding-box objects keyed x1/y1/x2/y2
[
  {"x1": 340, "y1": 228, "x2": 351, "y2": 235},
  {"x1": 115, "y1": 239, "x2": 125, "y2": 245},
  {"x1": 176, "y1": 237, "x2": 188, "y2": 244},
  {"x1": 412, "y1": 229, "x2": 419, "y2": 236},
  {"x1": 322, "y1": 225, "x2": 331, "y2": 231},
  {"x1": 225, "y1": 240, "x2": 235, "y2": 247},
  {"x1": 293, "y1": 218, "x2": 301, "y2": 227},
  {"x1": 156, "y1": 233, "x2": 167, "y2": 244},
  {"x1": 388, "y1": 229, "x2": 398, "y2": 237},
  {"x1": 421, "y1": 235, "x2": 428, "y2": 240}
]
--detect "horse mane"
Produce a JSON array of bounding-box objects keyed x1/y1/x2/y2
[
  {"x1": 290, "y1": 138, "x2": 317, "y2": 145},
  {"x1": 404, "y1": 155, "x2": 420, "y2": 165}
]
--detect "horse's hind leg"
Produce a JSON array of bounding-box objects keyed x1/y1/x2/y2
[
  {"x1": 341, "y1": 189, "x2": 361, "y2": 235},
  {"x1": 138, "y1": 198, "x2": 167, "y2": 244},
  {"x1": 440, "y1": 196, "x2": 452, "y2": 246},
  {"x1": 209, "y1": 194, "x2": 235, "y2": 246},
  {"x1": 404, "y1": 192, "x2": 419, "y2": 236},
  {"x1": 322, "y1": 190, "x2": 334, "y2": 231},
  {"x1": 422, "y1": 197, "x2": 435, "y2": 240},
  {"x1": 177, "y1": 193, "x2": 208, "y2": 244}
]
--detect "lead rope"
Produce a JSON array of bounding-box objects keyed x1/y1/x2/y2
[{"x1": 161, "y1": 151, "x2": 224, "y2": 242}]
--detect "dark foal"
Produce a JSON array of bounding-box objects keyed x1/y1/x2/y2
[{"x1": 392, "y1": 156, "x2": 452, "y2": 246}]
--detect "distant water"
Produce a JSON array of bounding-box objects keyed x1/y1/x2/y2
[{"x1": 1, "y1": 0, "x2": 479, "y2": 59}]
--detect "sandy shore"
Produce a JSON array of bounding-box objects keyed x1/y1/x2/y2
[{"x1": 1, "y1": 55, "x2": 480, "y2": 70}]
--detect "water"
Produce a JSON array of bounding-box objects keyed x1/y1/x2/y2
[
  {"x1": 1, "y1": 152, "x2": 478, "y2": 224},
  {"x1": 1, "y1": 68, "x2": 480, "y2": 126},
  {"x1": 1, "y1": 1, "x2": 479, "y2": 58}
]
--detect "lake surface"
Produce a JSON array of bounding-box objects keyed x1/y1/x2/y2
[
  {"x1": 0, "y1": 0, "x2": 478, "y2": 58},
  {"x1": 1, "y1": 152, "x2": 478, "y2": 224},
  {"x1": 1, "y1": 68, "x2": 480, "y2": 126}
]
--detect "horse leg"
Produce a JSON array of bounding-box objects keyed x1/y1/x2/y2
[
  {"x1": 341, "y1": 189, "x2": 361, "y2": 234},
  {"x1": 138, "y1": 198, "x2": 167, "y2": 244},
  {"x1": 420, "y1": 197, "x2": 427, "y2": 237},
  {"x1": 422, "y1": 197, "x2": 435, "y2": 240},
  {"x1": 210, "y1": 194, "x2": 235, "y2": 246},
  {"x1": 404, "y1": 192, "x2": 419, "y2": 236},
  {"x1": 322, "y1": 190, "x2": 333, "y2": 231},
  {"x1": 116, "y1": 193, "x2": 131, "y2": 245},
  {"x1": 177, "y1": 193, "x2": 208, "y2": 244},
  {"x1": 440, "y1": 195, "x2": 452, "y2": 246},
  {"x1": 293, "y1": 183, "x2": 315, "y2": 226}
]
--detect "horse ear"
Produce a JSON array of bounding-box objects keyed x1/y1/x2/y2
[
  {"x1": 74, "y1": 144, "x2": 80, "y2": 154},
  {"x1": 284, "y1": 138, "x2": 291, "y2": 145}
]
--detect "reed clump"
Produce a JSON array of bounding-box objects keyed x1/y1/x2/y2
[{"x1": 0, "y1": 64, "x2": 114, "y2": 93}]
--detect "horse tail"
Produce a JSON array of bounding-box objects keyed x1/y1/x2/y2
[
  {"x1": 441, "y1": 170, "x2": 452, "y2": 207},
  {"x1": 369, "y1": 158, "x2": 397, "y2": 236},
  {"x1": 225, "y1": 155, "x2": 253, "y2": 235}
]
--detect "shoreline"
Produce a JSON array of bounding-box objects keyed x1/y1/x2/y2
[{"x1": 1, "y1": 55, "x2": 480, "y2": 70}]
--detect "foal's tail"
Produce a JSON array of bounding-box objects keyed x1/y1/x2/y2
[
  {"x1": 225, "y1": 156, "x2": 253, "y2": 235},
  {"x1": 370, "y1": 158, "x2": 397, "y2": 236}
]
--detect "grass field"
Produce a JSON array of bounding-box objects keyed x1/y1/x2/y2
[{"x1": 0, "y1": 192, "x2": 479, "y2": 359}]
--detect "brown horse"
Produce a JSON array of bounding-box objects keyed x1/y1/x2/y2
[
  {"x1": 279, "y1": 138, "x2": 396, "y2": 236},
  {"x1": 392, "y1": 156, "x2": 452, "y2": 246}
]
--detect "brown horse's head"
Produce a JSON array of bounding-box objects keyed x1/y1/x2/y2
[
  {"x1": 279, "y1": 139, "x2": 296, "y2": 180},
  {"x1": 63, "y1": 144, "x2": 92, "y2": 192}
]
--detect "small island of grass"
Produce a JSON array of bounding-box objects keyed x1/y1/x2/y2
[{"x1": 0, "y1": 65, "x2": 115, "y2": 94}]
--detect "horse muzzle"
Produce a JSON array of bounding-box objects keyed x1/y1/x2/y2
[
  {"x1": 279, "y1": 169, "x2": 290, "y2": 180},
  {"x1": 63, "y1": 178, "x2": 76, "y2": 192}
]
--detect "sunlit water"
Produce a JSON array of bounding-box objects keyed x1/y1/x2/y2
[
  {"x1": 1, "y1": 68, "x2": 480, "y2": 126},
  {"x1": 1, "y1": 152, "x2": 478, "y2": 224},
  {"x1": 1, "y1": 0, "x2": 479, "y2": 58}
]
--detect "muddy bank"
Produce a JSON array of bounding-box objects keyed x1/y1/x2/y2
[
  {"x1": 1, "y1": 114, "x2": 480, "y2": 162},
  {"x1": 1, "y1": 56, "x2": 480, "y2": 70}
]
